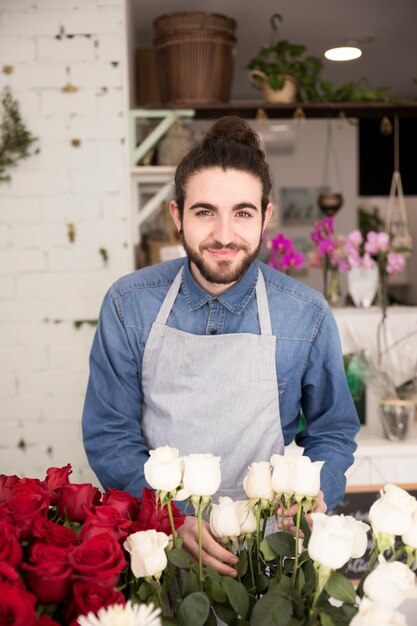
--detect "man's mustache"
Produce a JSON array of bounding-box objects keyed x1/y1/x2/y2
[{"x1": 201, "y1": 241, "x2": 248, "y2": 252}]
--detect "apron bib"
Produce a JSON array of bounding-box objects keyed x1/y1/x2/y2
[{"x1": 141, "y1": 266, "x2": 284, "y2": 500}]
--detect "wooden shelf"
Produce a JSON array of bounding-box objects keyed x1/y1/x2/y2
[{"x1": 138, "y1": 101, "x2": 417, "y2": 119}]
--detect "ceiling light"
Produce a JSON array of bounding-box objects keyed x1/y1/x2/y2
[{"x1": 324, "y1": 46, "x2": 362, "y2": 61}]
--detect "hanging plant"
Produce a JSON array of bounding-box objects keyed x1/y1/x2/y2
[{"x1": 0, "y1": 86, "x2": 38, "y2": 182}]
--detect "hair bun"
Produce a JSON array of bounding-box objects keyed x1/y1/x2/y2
[{"x1": 205, "y1": 116, "x2": 260, "y2": 150}]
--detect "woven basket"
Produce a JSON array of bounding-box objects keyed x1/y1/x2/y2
[{"x1": 153, "y1": 12, "x2": 237, "y2": 105}]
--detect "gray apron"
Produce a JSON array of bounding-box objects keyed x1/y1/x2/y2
[{"x1": 141, "y1": 266, "x2": 284, "y2": 500}]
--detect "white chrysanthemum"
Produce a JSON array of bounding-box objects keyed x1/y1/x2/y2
[{"x1": 77, "y1": 601, "x2": 162, "y2": 626}]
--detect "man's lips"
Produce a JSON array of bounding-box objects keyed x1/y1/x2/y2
[{"x1": 205, "y1": 248, "x2": 241, "y2": 259}]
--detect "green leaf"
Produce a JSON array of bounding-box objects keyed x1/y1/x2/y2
[
  {"x1": 319, "y1": 612, "x2": 335, "y2": 626},
  {"x1": 183, "y1": 569, "x2": 200, "y2": 597},
  {"x1": 279, "y1": 575, "x2": 292, "y2": 594},
  {"x1": 204, "y1": 609, "x2": 217, "y2": 626},
  {"x1": 266, "y1": 532, "x2": 296, "y2": 557},
  {"x1": 222, "y1": 577, "x2": 249, "y2": 620},
  {"x1": 162, "y1": 618, "x2": 179, "y2": 625},
  {"x1": 168, "y1": 548, "x2": 191, "y2": 569},
  {"x1": 260, "y1": 537, "x2": 278, "y2": 561},
  {"x1": 325, "y1": 572, "x2": 356, "y2": 604},
  {"x1": 205, "y1": 566, "x2": 222, "y2": 583},
  {"x1": 205, "y1": 578, "x2": 226, "y2": 603},
  {"x1": 213, "y1": 601, "x2": 237, "y2": 624},
  {"x1": 236, "y1": 549, "x2": 248, "y2": 577},
  {"x1": 295, "y1": 567, "x2": 305, "y2": 593},
  {"x1": 255, "y1": 572, "x2": 270, "y2": 594},
  {"x1": 178, "y1": 592, "x2": 211, "y2": 626},
  {"x1": 271, "y1": 597, "x2": 293, "y2": 626},
  {"x1": 138, "y1": 581, "x2": 152, "y2": 601},
  {"x1": 250, "y1": 586, "x2": 292, "y2": 626}
]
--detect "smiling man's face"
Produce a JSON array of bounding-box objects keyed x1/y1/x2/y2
[{"x1": 170, "y1": 167, "x2": 272, "y2": 294}]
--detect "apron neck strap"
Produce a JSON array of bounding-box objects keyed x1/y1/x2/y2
[
  {"x1": 255, "y1": 269, "x2": 272, "y2": 335},
  {"x1": 155, "y1": 265, "x2": 272, "y2": 335}
]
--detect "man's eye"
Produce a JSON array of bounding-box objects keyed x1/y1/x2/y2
[
  {"x1": 196, "y1": 210, "x2": 213, "y2": 216},
  {"x1": 236, "y1": 211, "x2": 252, "y2": 218}
]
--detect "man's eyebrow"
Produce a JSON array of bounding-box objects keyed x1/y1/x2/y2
[{"x1": 188, "y1": 202, "x2": 259, "y2": 211}]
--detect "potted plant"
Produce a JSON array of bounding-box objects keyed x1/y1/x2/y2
[{"x1": 247, "y1": 40, "x2": 324, "y2": 103}]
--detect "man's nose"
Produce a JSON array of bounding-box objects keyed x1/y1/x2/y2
[{"x1": 212, "y1": 217, "x2": 235, "y2": 245}]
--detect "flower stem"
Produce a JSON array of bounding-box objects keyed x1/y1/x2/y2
[
  {"x1": 197, "y1": 502, "x2": 204, "y2": 588},
  {"x1": 155, "y1": 581, "x2": 165, "y2": 616},
  {"x1": 167, "y1": 499, "x2": 178, "y2": 550},
  {"x1": 292, "y1": 502, "x2": 303, "y2": 591},
  {"x1": 247, "y1": 538, "x2": 256, "y2": 591},
  {"x1": 255, "y1": 503, "x2": 262, "y2": 573},
  {"x1": 356, "y1": 543, "x2": 380, "y2": 598}
]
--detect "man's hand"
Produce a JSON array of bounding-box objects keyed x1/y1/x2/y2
[
  {"x1": 277, "y1": 489, "x2": 327, "y2": 535},
  {"x1": 177, "y1": 516, "x2": 238, "y2": 577}
]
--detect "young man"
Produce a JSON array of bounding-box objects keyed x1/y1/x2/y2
[{"x1": 82, "y1": 116, "x2": 360, "y2": 576}]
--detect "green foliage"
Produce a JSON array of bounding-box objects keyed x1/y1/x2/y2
[
  {"x1": 247, "y1": 41, "x2": 392, "y2": 103},
  {"x1": 177, "y1": 592, "x2": 210, "y2": 626},
  {"x1": 0, "y1": 86, "x2": 37, "y2": 183},
  {"x1": 247, "y1": 41, "x2": 324, "y2": 102}
]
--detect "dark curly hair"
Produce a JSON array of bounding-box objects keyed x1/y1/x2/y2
[{"x1": 174, "y1": 116, "x2": 272, "y2": 218}]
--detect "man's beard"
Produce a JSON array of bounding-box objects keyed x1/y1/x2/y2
[{"x1": 180, "y1": 232, "x2": 261, "y2": 285}]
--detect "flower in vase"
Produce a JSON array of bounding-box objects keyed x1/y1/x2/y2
[
  {"x1": 77, "y1": 601, "x2": 162, "y2": 626},
  {"x1": 386, "y1": 252, "x2": 406, "y2": 276}
]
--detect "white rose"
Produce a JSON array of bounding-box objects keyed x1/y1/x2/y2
[
  {"x1": 350, "y1": 598, "x2": 406, "y2": 626},
  {"x1": 210, "y1": 497, "x2": 241, "y2": 539},
  {"x1": 363, "y1": 555, "x2": 417, "y2": 609},
  {"x1": 343, "y1": 515, "x2": 370, "y2": 558},
  {"x1": 180, "y1": 453, "x2": 221, "y2": 497},
  {"x1": 270, "y1": 455, "x2": 324, "y2": 498},
  {"x1": 123, "y1": 529, "x2": 169, "y2": 579},
  {"x1": 236, "y1": 500, "x2": 257, "y2": 534},
  {"x1": 270, "y1": 455, "x2": 295, "y2": 494},
  {"x1": 243, "y1": 461, "x2": 274, "y2": 501},
  {"x1": 308, "y1": 513, "x2": 368, "y2": 570},
  {"x1": 402, "y1": 508, "x2": 417, "y2": 548},
  {"x1": 144, "y1": 446, "x2": 183, "y2": 492},
  {"x1": 369, "y1": 484, "x2": 416, "y2": 537}
]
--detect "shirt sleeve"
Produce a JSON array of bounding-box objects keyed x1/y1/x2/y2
[
  {"x1": 82, "y1": 287, "x2": 149, "y2": 496},
  {"x1": 295, "y1": 305, "x2": 360, "y2": 510}
]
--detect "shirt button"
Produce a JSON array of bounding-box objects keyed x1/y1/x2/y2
[
  {"x1": 212, "y1": 298, "x2": 218, "y2": 303},
  {"x1": 210, "y1": 329, "x2": 218, "y2": 335}
]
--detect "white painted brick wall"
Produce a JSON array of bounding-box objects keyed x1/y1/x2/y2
[{"x1": 0, "y1": 0, "x2": 131, "y2": 487}]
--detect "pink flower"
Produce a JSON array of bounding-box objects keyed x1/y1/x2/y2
[
  {"x1": 365, "y1": 231, "x2": 390, "y2": 255},
  {"x1": 346, "y1": 230, "x2": 363, "y2": 248},
  {"x1": 318, "y1": 237, "x2": 335, "y2": 257},
  {"x1": 271, "y1": 234, "x2": 292, "y2": 254},
  {"x1": 280, "y1": 250, "x2": 304, "y2": 271},
  {"x1": 386, "y1": 252, "x2": 406, "y2": 276},
  {"x1": 346, "y1": 250, "x2": 362, "y2": 269},
  {"x1": 362, "y1": 253, "x2": 376, "y2": 269},
  {"x1": 337, "y1": 259, "x2": 351, "y2": 273},
  {"x1": 309, "y1": 250, "x2": 324, "y2": 269}
]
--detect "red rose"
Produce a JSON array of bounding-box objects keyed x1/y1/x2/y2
[
  {"x1": 131, "y1": 488, "x2": 185, "y2": 535},
  {"x1": 0, "y1": 562, "x2": 24, "y2": 588},
  {"x1": 68, "y1": 532, "x2": 126, "y2": 587},
  {"x1": 65, "y1": 581, "x2": 125, "y2": 624},
  {"x1": 44, "y1": 464, "x2": 72, "y2": 505},
  {"x1": 0, "y1": 475, "x2": 19, "y2": 502},
  {"x1": 57, "y1": 483, "x2": 101, "y2": 523},
  {"x1": 22, "y1": 542, "x2": 72, "y2": 605},
  {"x1": 80, "y1": 506, "x2": 132, "y2": 543},
  {"x1": 32, "y1": 517, "x2": 79, "y2": 549},
  {"x1": 5, "y1": 491, "x2": 49, "y2": 540},
  {"x1": 12, "y1": 477, "x2": 46, "y2": 496},
  {"x1": 0, "y1": 582, "x2": 37, "y2": 626},
  {"x1": 102, "y1": 488, "x2": 141, "y2": 519},
  {"x1": 0, "y1": 520, "x2": 22, "y2": 567},
  {"x1": 36, "y1": 616, "x2": 61, "y2": 626}
]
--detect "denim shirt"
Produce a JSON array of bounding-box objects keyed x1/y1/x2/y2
[{"x1": 82, "y1": 258, "x2": 360, "y2": 510}]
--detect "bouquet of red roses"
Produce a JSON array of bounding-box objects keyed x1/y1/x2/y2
[{"x1": 0, "y1": 466, "x2": 184, "y2": 626}]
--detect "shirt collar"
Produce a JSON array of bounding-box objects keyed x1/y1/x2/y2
[{"x1": 181, "y1": 259, "x2": 258, "y2": 314}]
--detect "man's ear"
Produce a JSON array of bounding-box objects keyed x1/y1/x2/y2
[
  {"x1": 262, "y1": 202, "x2": 273, "y2": 232},
  {"x1": 169, "y1": 201, "x2": 182, "y2": 233}
]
